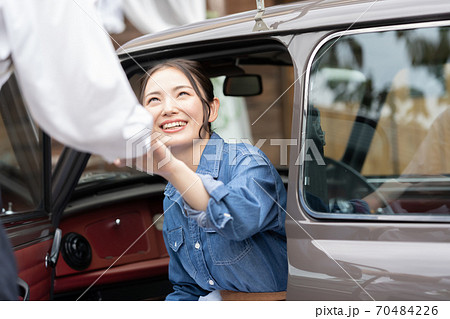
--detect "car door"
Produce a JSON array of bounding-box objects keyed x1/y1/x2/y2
[
  {"x1": 0, "y1": 73, "x2": 55, "y2": 301},
  {"x1": 286, "y1": 20, "x2": 450, "y2": 300},
  {"x1": 0, "y1": 72, "x2": 87, "y2": 301}
]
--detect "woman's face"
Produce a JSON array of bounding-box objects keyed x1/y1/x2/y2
[{"x1": 142, "y1": 67, "x2": 218, "y2": 151}]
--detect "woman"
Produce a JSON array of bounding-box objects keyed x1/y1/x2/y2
[{"x1": 140, "y1": 59, "x2": 287, "y2": 301}]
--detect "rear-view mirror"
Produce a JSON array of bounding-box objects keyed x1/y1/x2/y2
[{"x1": 223, "y1": 74, "x2": 262, "y2": 96}]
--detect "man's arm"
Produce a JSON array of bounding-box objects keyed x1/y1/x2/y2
[{"x1": 1, "y1": 0, "x2": 152, "y2": 162}]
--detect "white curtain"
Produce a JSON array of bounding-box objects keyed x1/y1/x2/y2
[
  {"x1": 96, "y1": 0, "x2": 126, "y2": 34},
  {"x1": 122, "y1": 0, "x2": 206, "y2": 34}
]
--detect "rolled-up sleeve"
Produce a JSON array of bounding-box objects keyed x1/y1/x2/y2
[
  {"x1": 185, "y1": 153, "x2": 285, "y2": 241},
  {"x1": 183, "y1": 174, "x2": 232, "y2": 228}
]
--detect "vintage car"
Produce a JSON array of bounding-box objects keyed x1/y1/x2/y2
[{"x1": 1, "y1": 0, "x2": 449, "y2": 300}]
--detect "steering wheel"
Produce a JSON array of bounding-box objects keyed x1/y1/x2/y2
[{"x1": 325, "y1": 157, "x2": 394, "y2": 214}]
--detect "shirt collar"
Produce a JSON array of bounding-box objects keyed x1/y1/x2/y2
[{"x1": 164, "y1": 132, "x2": 224, "y2": 198}]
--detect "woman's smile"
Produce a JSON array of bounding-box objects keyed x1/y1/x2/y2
[{"x1": 160, "y1": 119, "x2": 188, "y2": 133}]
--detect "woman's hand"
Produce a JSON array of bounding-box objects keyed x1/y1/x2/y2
[
  {"x1": 114, "y1": 132, "x2": 210, "y2": 211},
  {"x1": 114, "y1": 132, "x2": 179, "y2": 177},
  {"x1": 147, "y1": 132, "x2": 179, "y2": 177}
]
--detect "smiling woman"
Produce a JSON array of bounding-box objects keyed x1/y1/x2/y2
[
  {"x1": 141, "y1": 60, "x2": 219, "y2": 172},
  {"x1": 138, "y1": 59, "x2": 288, "y2": 301},
  {"x1": 142, "y1": 60, "x2": 218, "y2": 141}
]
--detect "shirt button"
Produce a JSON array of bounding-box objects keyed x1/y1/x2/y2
[
  {"x1": 194, "y1": 242, "x2": 200, "y2": 250},
  {"x1": 208, "y1": 280, "x2": 214, "y2": 286}
]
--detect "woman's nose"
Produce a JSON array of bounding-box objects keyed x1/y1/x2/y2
[{"x1": 161, "y1": 99, "x2": 179, "y2": 116}]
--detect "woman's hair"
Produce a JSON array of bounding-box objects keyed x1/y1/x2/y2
[{"x1": 140, "y1": 59, "x2": 214, "y2": 138}]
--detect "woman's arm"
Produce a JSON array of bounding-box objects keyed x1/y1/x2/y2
[
  {"x1": 144, "y1": 136, "x2": 211, "y2": 211},
  {"x1": 162, "y1": 159, "x2": 210, "y2": 212},
  {"x1": 198, "y1": 155, "x2": 286, "y2": 240}
]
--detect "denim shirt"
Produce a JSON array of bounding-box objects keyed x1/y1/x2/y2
[{"x1": 163, "y1": 133, "x2": 288, "y2": 301}]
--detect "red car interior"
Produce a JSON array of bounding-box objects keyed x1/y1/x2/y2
[{"x1": 53, "y1": 198, "x2": 168, "y2": 295}]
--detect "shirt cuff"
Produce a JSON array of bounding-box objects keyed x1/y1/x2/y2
[
  {"x1": 183, "y1": 201, "x2": 208, "y2": 228},
  {"x1": 183, "y1": 174, "x2": 233, "y2": 229},
  {"x1": 197, "y1": 174, "x2": 228, "y2": 202}
]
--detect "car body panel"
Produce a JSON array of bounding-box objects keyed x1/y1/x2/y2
[
  {"x1": 286, "y1": 221, "x2": 450, "y2": 300},
  {"x1": 118, "y1": 0, "x2": 450, "y2": 57}
]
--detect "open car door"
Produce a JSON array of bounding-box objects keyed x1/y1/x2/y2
[{"x1": 0, "y1": 73, "x2": 89, "y2": 301}]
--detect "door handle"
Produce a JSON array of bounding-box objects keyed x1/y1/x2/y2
[
  {"x1": 17, "y1": 277, "x2": 29, "y2": 301},
  {"x1": 45, "y1": 228, "x2": 62, "y2": 268}
]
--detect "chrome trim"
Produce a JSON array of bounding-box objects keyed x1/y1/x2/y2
[
  {"x1": 299, "y1": 20, "x2": 450, "y2": 223},
  {"x1": 367, "y1": 177, "x2": 450, "y2": 184},
  {"x1": 6, "y1": 219, "x2": 54, "y2": 249}
]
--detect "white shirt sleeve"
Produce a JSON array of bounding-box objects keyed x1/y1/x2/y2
[{"x1": 0, "y1": 0, "x2": 153, "y2": 162}]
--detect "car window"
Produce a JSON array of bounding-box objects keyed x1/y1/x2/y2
[
  {"x1": 211, "y1": 63, "x2": 293, "y2": 169},
  {"x1": 303, "y1": 24, "x2": 450, "y2": 217},
  {"x1": 0, "y1": 74, "x2": 44, "y2": 216}
]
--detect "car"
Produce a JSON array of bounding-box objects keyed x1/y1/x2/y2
[{"x1": 1, "y1": 0, "x2": 449, "y2": 301}]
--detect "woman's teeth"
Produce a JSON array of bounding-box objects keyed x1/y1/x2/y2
[{"x1": 162, "y1": 121, "x2": 187, "y2": 130}]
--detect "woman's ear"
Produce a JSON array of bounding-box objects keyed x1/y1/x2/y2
[{"x1": 208, "y1": 97, "x2": 220, "y2": 123}]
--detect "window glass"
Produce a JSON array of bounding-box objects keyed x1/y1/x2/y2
[
  {"x1": 304, "y1": 25, "x2": 450, "y2": 216},
  {"x1": 212, "y1": 64, "x2": 294, "y2": 169},
  {"x1": 0, "y1": 74, "x2": 43, "y2": 216}
]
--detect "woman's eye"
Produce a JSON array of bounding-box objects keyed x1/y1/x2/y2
[
  {"x1": 178, "y1": 91, "x2": 189, "y2": 97},
  {"x1": 146, "y1": 97, "x2": 159, "y2": 105}
]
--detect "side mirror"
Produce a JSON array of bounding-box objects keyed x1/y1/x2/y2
[{"x1": 223, "y1": 74, "x2": 262, "y2": 96}]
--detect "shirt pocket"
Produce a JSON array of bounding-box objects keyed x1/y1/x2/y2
[
  {"x1": 205, "y1": 229, "x2": 252, "y2": 265},
  {"x1": 167, "y1": 227, "x2": 197, "y2": 278},
  {"x1": 167, "y1": 227, "x2": 184, "y2": 252}
]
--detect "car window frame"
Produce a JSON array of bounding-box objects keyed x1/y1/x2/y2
[
  {"x1": 0, "y1": 73, "x2": 51, "y2": 225},
  {"x1": 298, "y1": 19, "x2": 450, "y2": 223}
]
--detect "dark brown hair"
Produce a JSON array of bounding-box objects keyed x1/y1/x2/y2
[{"x1": 140, "y1": 59, "x2": 214, "y2": 138}]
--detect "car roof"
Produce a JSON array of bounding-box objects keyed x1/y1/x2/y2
[{"x1": 118, "y1": 0, "x2": 450, "y2": 57}]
